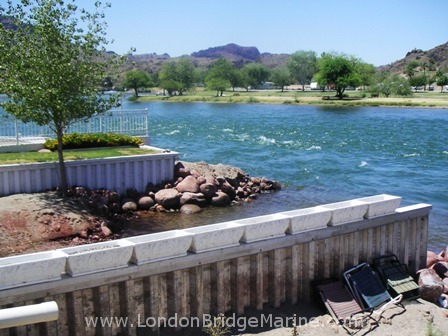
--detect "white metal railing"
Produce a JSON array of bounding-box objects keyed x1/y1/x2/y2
[{"x1": 0, "y1": 109, "x2": 149, "y2": 146}]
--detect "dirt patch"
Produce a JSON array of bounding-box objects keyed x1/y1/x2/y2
[{"x1": 0, "y1": 192, "x2": 125, "y2": 256}]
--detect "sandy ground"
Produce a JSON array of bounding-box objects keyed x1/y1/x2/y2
[{"x1": 230, "y1": 299, "x2": 448, "y2": 336}]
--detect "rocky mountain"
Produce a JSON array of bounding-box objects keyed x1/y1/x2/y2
[
  {"x1": 125, "y1": 43, "x2": 290, "y2": 73},
  {"x1": 378, "y1": 42, "x2": 448, "y2": 74},
  {"x1": 192, "y1": 43, "x2": 261, "y2": 61}
]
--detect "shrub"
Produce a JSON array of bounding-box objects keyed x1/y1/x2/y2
[{"x1": 44, "y1": 133, "x2": 143, "y2": 150}]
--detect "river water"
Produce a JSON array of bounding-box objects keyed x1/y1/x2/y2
[{"x1": 120, "y1": 101, "x2": 447, "y2": 252}]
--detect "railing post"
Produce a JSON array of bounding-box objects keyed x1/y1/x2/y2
[
  {"x1": 145, "y1": 108, "x2": 149, "y2": 137},
  {"x1": 15, "y1": 119, "x2": 19, "y2": 146}
]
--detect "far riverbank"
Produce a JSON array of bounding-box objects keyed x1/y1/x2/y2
[{"x1": 136, "y1": 88, "x2": 448, "y2": 109}]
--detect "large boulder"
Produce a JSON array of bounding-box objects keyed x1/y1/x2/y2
[
  {"x1": 180, "y1": 161, "x2": 247, "y2": 187},
  {"x1": 433, "y1": 261, "x2": 448, "y2": 279},
  {"x1": 180, "y1": 192, "x2": 208, "y2": 208},
  {"x1": 174, "y1": 161, "x2": 191, "y2": 178},
  {"x1": 200, "y1": 183, "x2": 218, "y2": 199},
  {"x1": 418, "y1": 268, "x2": 444, "y2": 303},
  {"x1": 154, "y1": 189, "x2": 182, "y2": 209},
  {"x1": 137, "y1": 196, "x2": 155, "y2": 210},
  {"x1": 210, "y1": 191, "x2": 230, "y2": 207},
  {"x1": 180, "y1": 204, "x2": 202, "y2": 214},
  {"x1": 427, "y1": 250, "x2": 442, "y2": 268},
  {"x1": 121, "y1": 198, "x2": 138, "y2": 211},
  {"x1": 176, "y1": 175, "x2": 200, "y2": 193},
  {"x1": 220, "y1": 181, "x2": 236, "y2": 201}
]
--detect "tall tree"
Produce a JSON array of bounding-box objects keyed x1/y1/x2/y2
[
  {"x1": 242, "y1": 63, "x2": 270, "y2": 89},
  {"x1": 355, "y1": 62, "x2": 376, "y2": 90},
  {"x1": 270, "y1": 67, "x2": 292, "y2": 92},
  {"x1": 315, "y1": 52, "x2": 361, "y2": 99},
  {"x1": 287, "y1": 50, "x2": 318, "y2": 91},
  {"x1": 435, "y1": 70, "x2": 448, "y2": 92},
  {"x1": 122, "y1": 70, "x2": 153, "y2": 97},
  {"x1": 0, "y1": 0, "x2": 122, "y2": 194},
  {"x1": 405, "y1": 60, "x2": 420, "y2": 79},
  {"x1": 159, "y1": 61, "x2": 180, "y2": 96},
  {"x1": 176, "y1": 58, "x2": 196, "y2": 95},
  {"x1": 158, "y1": 58, "x2": 196, "y2": 96},
  {"x1": 204, "y1": 59, "x2": 235, "y2": 96}
]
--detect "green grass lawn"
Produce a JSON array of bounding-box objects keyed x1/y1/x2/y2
[{"x1": 0, "y1": 147, "x2": 158, "y2": 165}]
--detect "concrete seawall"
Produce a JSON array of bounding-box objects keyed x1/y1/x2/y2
[{"x1": 0, "y1": 198, "x2": 431, "y2": 335}]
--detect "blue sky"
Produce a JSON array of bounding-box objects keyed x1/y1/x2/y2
[{"x1": 76, "y1": 1, "x2": 447, "y2": 66}]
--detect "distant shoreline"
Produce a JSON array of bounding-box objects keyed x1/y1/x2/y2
[{"x1": 137, "y1": 89, "x2": 448, "y2": 109}]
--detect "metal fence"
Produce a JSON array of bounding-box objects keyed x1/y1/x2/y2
[{"x1": 0, "y1": 109, "x2": 149, "y2": 146}]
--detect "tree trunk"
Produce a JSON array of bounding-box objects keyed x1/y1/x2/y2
[
  {"x1": 134, "y1": 88, "x2": 139, "y2": 98},
  {"x1": 56, "y1": 127, "x2": 68, "y2": 195}
]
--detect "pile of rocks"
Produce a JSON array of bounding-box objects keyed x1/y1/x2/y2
[
  {"x1": 66, "y1": 161, "x2": 281, "y2": 216},
  {"x1": 418, "y1": 247, "x2": 448, "y2": 308}
]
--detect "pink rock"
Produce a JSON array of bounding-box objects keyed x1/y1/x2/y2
[
  {"x1": 101, "y1": 225, "x2": 112, "y2": 237},
  {"x1": 179, "y1": 192, "x2": 207, "y2": 207},
  {"x1": 180, "y1": 204, "x2": 202, "y2": 214},
  {"x1": 154, "y1": 189, "x2": 181, "y2": 209},
  {"x1": 427, "y1": 251, "x2": 441, "y2": 268},
  {"x1": 137, "y1": 196, "x2": 155, "y2": 210},
  {"x1": 418, "y1": 268, "x2": 444, "y2": 303},
  {"x1": 176, "y1": 175, "x2": 199, "y2": 193}
]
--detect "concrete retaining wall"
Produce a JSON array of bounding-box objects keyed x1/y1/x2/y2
[
  {"x1": 0, "y1": 148, "x2": 179, "y2": 196},
  {"x1": 0, "y1": 198, "x2": 431, "y2": 335}
]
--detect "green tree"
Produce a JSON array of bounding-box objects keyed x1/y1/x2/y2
[
  {"x1": 435, "y1": 71, "x2": 448, "y2": 92},
  {"x1": 0, "y1": 0, "x2": 122, "y2": 194},
  {"x1": 270, "y1": 67, "x2": 292, "y2": 92},
  {"x1": 204, "y1": 59, "x2": 234, "y2": 96},
  {"x1": 409, "y1": 74, "x2": 427, "y2": 90},
  {"x1": 391, "y1": 75, "x2": 412, "y2": 96},
  {"x1": 405, "y1": 60, "x2": 420, "y2": 79},
  {"x1": 159, "y1": 61, "x2": 180, "y2": 96},
  {"x1": 287, "y1": 50, "x2": 317, "y2": 91},
  {"x1": 356, "y1": 62, "x2": 376, "y2": 90},
  {"x1": 315, "y1": 52, "x2": 361, "y2": 99},
  {"x1": 376, "y1": 74, "x2": 412, "y2": 97},
  {"x1": 158, "y1": 58, "x2": 196, "y2": 95},
  {"x1": 242, "y1": 63, "x2": 270, "y2": 89},
  {"x1": 122, "y1": 70, "x2": 153, "y2": 97},
  {"x1": 176, "y1": 58, "x2": 196, "y2": 94},
  {"x1": 420, "y1": 62, "x2": 428, "y2": 91},
  {"x1": 228, "y1": 69, "x2": 245, "y2": 91}
]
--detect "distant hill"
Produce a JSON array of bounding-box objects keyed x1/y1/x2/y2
[
  {"x1": 378, "y1": 42, "x2": 448, "y2": 74},
  {"x1": 125, "y1": 43, "x2": 290, "y2": 73},
  {"x1": 192, "y1": 43, "x2": 260, "y2": 61}
]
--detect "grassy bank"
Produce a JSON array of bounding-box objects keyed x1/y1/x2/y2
[
  {"x1": 139, "y1": 88, "x2": 448, "y2": 108},
  {"x1": 0, "y1": 147, "x2": 157, "y2": 165}
]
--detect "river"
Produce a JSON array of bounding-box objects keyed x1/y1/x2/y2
[
  {"x1": 2, "y1": 99, "x2": 448, "y2": 251},
  {"x1": 118, "y1": 101, "x2": 447, "y2": 252}
]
